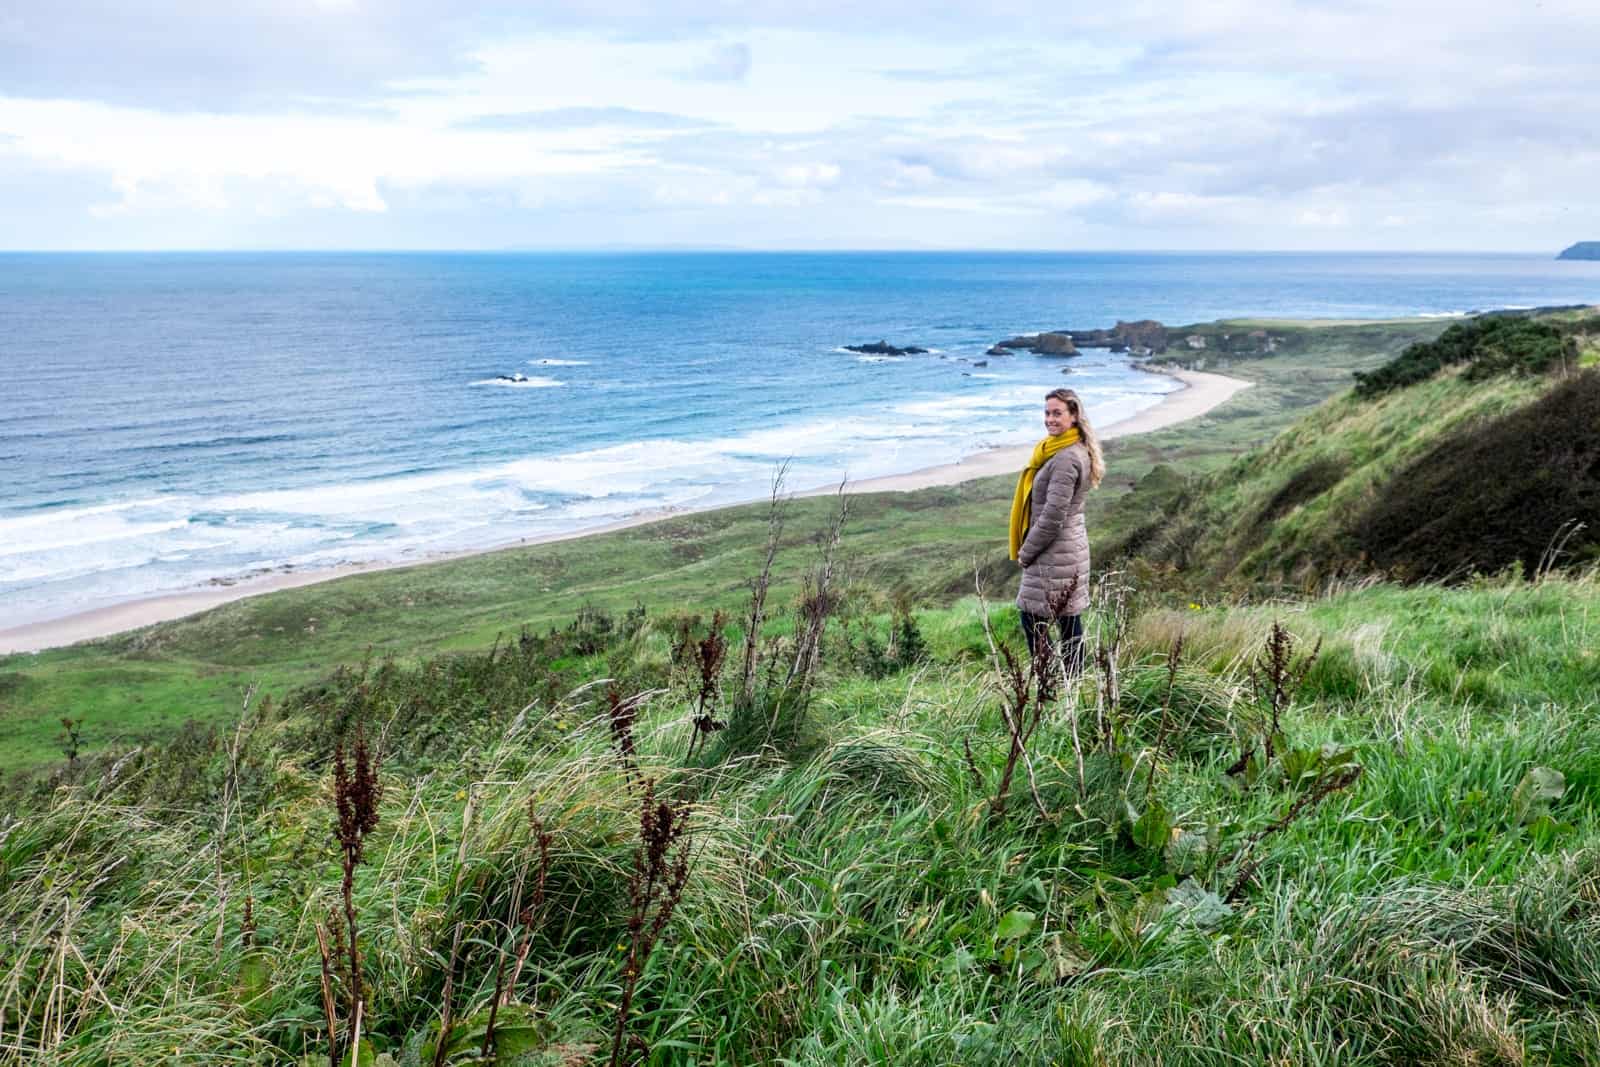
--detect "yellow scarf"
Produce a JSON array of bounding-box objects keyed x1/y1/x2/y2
[{"x1": 1008, "y1": 429, "x2": 1079, "y2": 560}]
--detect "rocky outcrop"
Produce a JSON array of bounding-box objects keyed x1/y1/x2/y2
[
  {"x1": 1557, "y1": 242, "x2": 1600, "y2": 261},
  {"x1": 992, "y1": 331, "x2": 1079, "y2": 356},
  {"x1": 845, "y1": 340, "x2": 929, "y2": 356},
  {"x1": 1064, "y1": 319, "x2": 1169, "y2": 354}
]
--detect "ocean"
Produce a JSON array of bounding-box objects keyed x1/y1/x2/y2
[{"x1": 3, "y1": 251, "x2": 1598, "y2": 629}]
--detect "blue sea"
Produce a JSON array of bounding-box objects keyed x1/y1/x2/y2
[{"x1": 3, "y1": 251, "x2": 1598, "y2": 629}]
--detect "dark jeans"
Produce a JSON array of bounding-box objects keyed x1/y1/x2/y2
[{"x1": 1020, "y1": 611, "x2": 1085, "y2": 677}]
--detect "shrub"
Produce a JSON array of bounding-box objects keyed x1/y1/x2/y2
[{"x1": 1353, "y1": 316, "x2": 1578, "y2": 397}]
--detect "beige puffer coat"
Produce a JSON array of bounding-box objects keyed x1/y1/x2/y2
[{"x1": 1015, "y1": 442, "x2": 1091, "y2": 617}]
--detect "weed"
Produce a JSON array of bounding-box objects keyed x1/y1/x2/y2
[
  {"x1": 739, "y1": 463, "x2": 791, "y2": 709},
  {"x1": 610, "y1": 779, "x2": 692, "y2": 1067},
  {"x1": 685, "y1": 611, "x2": 729, "y2": 760},
  {"x1": 1229, "y1": 619, "x2": 1321, "y2": 777},
  {"x1": 330, "y1": 722, "x2": 383, "y2": 1059},
  {"x1": 606, "y1": 685, "x2": 641, "y2": 782},
  {"x1": 56, "y1": 717, "x2": 83, "y2": 769}
]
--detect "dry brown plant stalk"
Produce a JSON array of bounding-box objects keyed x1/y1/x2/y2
[
  {"x1": 783, "y1": 481, "x2": 849, "y2": 704},
  {"x1": 606, "y1": 685, "x2": 641, "y2": 782},
  {"x1": 1092, "y1": 573, "x2": 1133, "y2": 754},
  {"x1": 1249, "y1": 620, "x2": 1322, "y2": 762},
  {"x1": 1224, "y1": 763, "x2": 1362, "y2": 901},
  {"x1": 314, "y1": 921, "x2": 340, "y2": 1067},
  {"x1": 1146, "y1": 631, "x2": 1186, "y2": 803},
  {"x1": 214, "y1": 685, "x2": 257, "y2": 957},
  {"x1": 686, "y1": 611, "x2": 729, "y2": 759},
  {"x1": 609, "y1": 780, "x2": 692, "y2": 1067},
  {"x1": 739, "y1": 462, "x2": 790, "y2": 707},
  {"x1": 331, "y1": 723, "x2": 383, "y2": 1044},
  {"x1": 504, "y1": 809, "x2": 554, "y2": 1001},
  {"x1": 485, "y1": 810, "x2": 554, "y2": 1057},
  {"x1": 971, "y1": 563, "x2": 1050, "y2": 821}
]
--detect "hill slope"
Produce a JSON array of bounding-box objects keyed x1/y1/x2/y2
[
  {"x1": 4, "y1": 574, "x2": 1599, "y2": 1064},
  {"x1": 1110, "y1": 311, "x2": 1600, "y2": 589}
]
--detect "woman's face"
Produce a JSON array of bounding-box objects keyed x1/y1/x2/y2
[{"x1": 1043, "y1": 397, "x2": 1077, "y2": 436}]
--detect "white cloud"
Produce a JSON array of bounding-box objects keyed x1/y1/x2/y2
[
  {"x1": 679, "y1": 41, "x2": 752, "y2": 83},
  {"x1": 1, "y1": 4, "x2": 1597, "y2": 248},
  {"x1": 0, "y1": 95, "x2": 655, "y2": 217},
  {"x1": 774, "y1": 162, "x2": 840, "y2": 188}
]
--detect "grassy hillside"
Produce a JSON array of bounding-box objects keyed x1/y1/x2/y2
[
  {"x1": 4, "y1": 573, "x2": 1599, "y2": 1064},
  {"x1": 1111, "y1": 311, "x2": 1600, "y2": 589}
]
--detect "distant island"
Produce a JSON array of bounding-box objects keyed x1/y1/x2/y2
[{"x1": 1557, "y1": 241, "x2": 1600, "y2": 260}]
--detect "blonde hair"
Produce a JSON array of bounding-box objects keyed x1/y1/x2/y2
[{"x1": 1046, "y1": 388, "x2": 1104, "y2": 488}]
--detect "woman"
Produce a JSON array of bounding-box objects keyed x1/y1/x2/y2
[{"x1": 1008, "y1": 388, "x2": 1104, "y2": 674}]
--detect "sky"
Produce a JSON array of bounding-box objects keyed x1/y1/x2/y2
[{"x1": 1, "y1": 1, "x2": 1597, "y2": 251}]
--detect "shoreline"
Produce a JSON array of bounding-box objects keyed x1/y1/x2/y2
[{"x1": 0, "y1": 368, "x2": 1250, "y2": 655}]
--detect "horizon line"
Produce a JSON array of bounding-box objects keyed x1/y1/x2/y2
[{"x1": 0, "y1": 246, "x2": 1577, "y2": 256}]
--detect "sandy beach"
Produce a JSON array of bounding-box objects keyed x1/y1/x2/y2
[
  {"x1": 0, "y1": 368, "x2": 1250, "y2": 655},
  {"x1": 828, "y1": 368, "x2": 1251, "y2": 494}
]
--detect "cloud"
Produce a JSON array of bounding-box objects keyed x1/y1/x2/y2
[
  {"x1": 773, "y1": 162, "x2": 840, "y2": 188},
  {"x1": 0, "y1": 0, "x2": 480, "y2": 111},
  {"x1": 677, "y1": 42, "x2": 752, "y2": 83},
  {"x1": 452, "y1": 107, "x2": 716, "y2": 131},
  {"x1": 875, "y1": 194, "x2": 1032, "y2": 215},
  {"x1": 2, "y1": 3, "x2": 1598, "y2": 249}
]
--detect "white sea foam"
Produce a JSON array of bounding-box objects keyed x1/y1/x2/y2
[
  {"x1": 2, "y1": 366, "x2": 1183, "y2": 628},
  {"x1": 472, "y1": 376, "x2": 564, "y2": 388}
]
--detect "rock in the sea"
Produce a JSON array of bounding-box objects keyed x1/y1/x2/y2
[
  {"x1": 992, "y1": 332, "x2": 1079, "y2": 356},
  {"x1": 845, "y1": 340, "x2": 929, "y2": 356},
  {"x1": 1557, "y1": 241, "x2": 1600, "y2": 261},
  {"x1": 986, "y1": 344, "x2": 1010, "y2": 356},
  {"x1": 972, "y1": 359, "x2": 988, "y2": 367}
]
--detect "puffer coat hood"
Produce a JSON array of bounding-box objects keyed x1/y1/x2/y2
[{"x1": 1015, "y1": 442, "x2": 1091, "y2": 617}]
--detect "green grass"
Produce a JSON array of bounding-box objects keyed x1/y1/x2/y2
[
  {"x1": 1110, "y1": 362, "x2": 1600, "y2": 590},
  {"x1": 4, "y1": 572, "x2": 1599, "y2": 1064}
]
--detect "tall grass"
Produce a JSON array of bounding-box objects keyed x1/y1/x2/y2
[{"x1": 3, "y1": 572, "x2": 1598, "y2": 1063}]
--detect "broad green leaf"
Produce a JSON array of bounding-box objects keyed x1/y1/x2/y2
[
  {"x1": 235, "y1": 951, "x2": 273, "y2": 1006},
  {"x1": 1132, "y1": 801, "x2": 1173, "y2": 852},
  {"x1": 1164, "y1": 879, "x2": 1234, "y2": 929},
  {"x1": 1165, "y1": 829, "x2": 1213, "y2": 877},
  {"x1": 1280, "y1": 747, "x2": 1318, "y2": 784},
  {"x1": 940, "y1": 946, "x2": 977, "y2": 974},
  {"x1": 996, "y1": 908, "x2": 1036, "y2": 942},
  {"x1": 1513, "y1": 766, "x2": 1566, "y2": 824}
]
